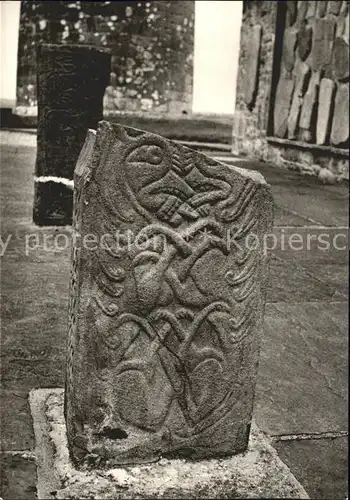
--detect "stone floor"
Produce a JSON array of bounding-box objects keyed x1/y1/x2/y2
[{"x1": 0, "y1": 131, "x2": 348, "y2": 499}]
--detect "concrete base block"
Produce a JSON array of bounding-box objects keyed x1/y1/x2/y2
[{"x1": 29, "y1": 389, "x2": 309, "y2": 499}]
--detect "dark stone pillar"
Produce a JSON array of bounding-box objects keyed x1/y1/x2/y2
[{"x1": 33, "y1": 44, "x2": 111, "y2": 226}]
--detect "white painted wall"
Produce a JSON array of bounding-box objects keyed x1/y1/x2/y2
[
  {"x1": 192, "y1": 0, "x2": 243, "y2": 116},
  {"x1": 0, "y1": 1, "x2": 21, "y2": 109}
]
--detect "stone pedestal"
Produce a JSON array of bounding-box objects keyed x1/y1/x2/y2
[
  {"x1": 65, "y1": 121, "x2": 273, "y2": 466},
  {"x1": 33, "y1": 44, "x2": 110, "y2": 226},
  {"x1": 29, "y1": 389, "x2": 310, "y2": 499}
]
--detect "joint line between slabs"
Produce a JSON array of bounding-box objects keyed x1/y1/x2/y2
[
  {"x1": 271, "y1": 430, "x2": 348, "y2": 443},
  {"x1": 1, "y1": 450, "x2": 36, "y2": 459}
]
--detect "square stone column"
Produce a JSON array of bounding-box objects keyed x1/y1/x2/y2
[{"x1": 33, "y1": 44, "x2": 110, "y2": 226}]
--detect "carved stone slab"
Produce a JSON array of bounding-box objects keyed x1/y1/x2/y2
[
  {"x1": 274, "y1": 76, "x2": 295, "y2": 137},
  {"x1": 299, "y1": 71, "x2": 321, "y2": 141},
  {"x1": 297, "y1": 1, "x2": 308, "y2": 24},
  {"x1": 345, "y1": 14, "x2": 350, "y2": 42},
  {"x1": 336, "y1": 16, "x2": 345, "y2": 37},
  {"x1": 317, "y1": 1, "x2": 328, "y2": 17},
  {"x1": 328, "y1": 1, "x2": 342, "y2": 15},
  {"x1": 282, "y1": 27, "x2": 298, "y2": 72},
  {"x1": 316, "y1": 78, "x2": 336, "y2": 144},
  {"x1": 286, "y1": 0, "x2": 298, "y2": 27},
  {"x1": 332, "y1": 37, "x2": 350, "y2": 81},
  {"x1": 288, "y1": 61, "x2": 311, "y2": 139},
  {"x1": 312, "y1": 19, "x2": 336, "y2": 72},
  {"x1": 306, "y1": 1, "x2": 317, "y2": 18},
  {"x1": 298, "y1": 23, "x2": 313, "y2": 61},
  {"x1": 331, "y1": 83, "x2": 349, "y2": 146},
  {"x1": 65, "y1": 121, "x2": 273, "y2": 466},
  {"x1": 244, "y1": 25, "x2": 262, "y2": 108},
  {"x1": 33, "y1": 44, "x2": 110, "y2": 226},
  {"x1": 341, "y1": 1, "x2": 349, "y2": 14}
]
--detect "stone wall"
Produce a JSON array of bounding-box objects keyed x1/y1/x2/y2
[
  {"x1": 16, "y1": 1, "x2": 194, "y2": 117},
  {"x1": 232, "y1": 0, "x2": 349, "y2": 181}
]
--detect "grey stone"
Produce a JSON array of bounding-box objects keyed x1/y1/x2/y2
[
  {"x1": 64, "y1": 121, "x2": 273, "y2": 466},
  {"x1": 271, "y1": 181, "x2": 348, "y2": 226},
  {"x1": 299, "y1": 71, "x2": 322, "y2": 139},
  {"x1": 312, "y1": 19, "x2": 336, "y2": 71},
  {"x1": 274, "y1": 76, "x2": 295, "y2": 137},
  {"x1": 283, "y1": 27, "x2": 298, "y2": 71},
  {"x1": 345, "y1": 13, "x2": 350, "y2": 42},
  {"x1": 332, "y1": 37, "x2": 350, "y2": 81},
  {"x1": 336, "y1": 15, "x2": 346, "y2": 37},
  {"x1": 306, "y1": 1, "x2": 317, "y2": 18},
  {"x1": 287, "y1": 61, "x2": 311, "y2": 139},
  {"x1": 274, "y1": 437, "x2": 348, "y2": 500},
  {"x1": 273, "y1": 205, "x2": 316, "y2": 226},
  {"x1": 328, "y1": 0, "x2": 342, "y2": 14},
  {"x1": 287, "y1": 0, "x2": 298, "y2": 26},
  {"x1": 298, "y1": 262, "x2": 348, "y2": 297},
  {"x1": 331, "y1": 83, "x2": 349, "y2": 147},
  {"x1": 0, "y1": 453, "x2": 37, "y2": 499},
  {"x1": 341, "y1": 0, "x2": 349, "y2": 14},
  {"x1": 0, "y1": 390, "x2": 34, "y2": 451},
  {"x1": 271, "y1": 225, "x2": 349, "y2": 265},
  {"x1": 244, "y1": 25, "x2": 262, "y2": 108},
  {"x1": 317, "y1": 0, "x2": 328, "y2": 17},
  {"x1": 318, "y1": 167, "x2": 339, "y2": 184},
  {"x1": 33, "y1": 44, "x2": 111, "y2": 226},
  {"x1": 30, "y1": 388, "x2": 310, "y2": 499},
  {"x1": 298, "y1": 128, "x2": 313, "y2": 143},
  {"x1": 110, "y1": 72, "x2": 117, "y2": 87},
  {"x1": 316, "y1": 78, "x2": 335, "y2": 144},
  {"x1": 298, "y1": 23, "x2": 313, "y2": 60},
  {"x1": 297, "y1": 1, "x2": 309, "y2": 23},
  {"x1": 266, "y1": 254, "x2": 341, "y2": 303},
  {"x1": 255, "y1": 301, "x2": 348, "y2": 436},
  {"x1": 287, "y1": 100, "x2": 302, "y2": 140}
]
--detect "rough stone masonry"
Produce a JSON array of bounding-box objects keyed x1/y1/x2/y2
[{"x1": 64, "y1": 121, "x2": 273, "y2": 466}]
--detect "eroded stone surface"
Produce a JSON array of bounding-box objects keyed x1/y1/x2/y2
[
  {"x1": 306, "y1": 1, "x2": 317, "y2": 19},
  {"x1": 316, "y1": 78, "x2": 336, "y2": 144},
  {"x1": 297, "y1": 1, "x2": 308, "y2": 24},
  {"x1": 274, "y1": 76, "x2": 295, "y2": 138},
  {"x1": 331, "y1": 83, "x2": 349, "y2": 147},
  {"x1": 336, "y1": 15, "x2": 346, "y2": 37},
  {"x1": 33, "y1": 44, "x2": 110, "y2": 226},
  {"x1": 288, "y1": 61, "x2": 311, "y2": 139},
  {"x1": 298, "y1": 23, "x2": 313, "y2": 61},
  {"x1": 312, "y1": 19, "x2": 336, "y2": 71},
  {"x1": 64, "y1": 121, "x2": 273, "y2": 466},
  {"x1": 345, "y1": 13, "x2": 350, "y2": 42},
  {"x1": 244, "y1": 25, "x2": 262, "y2": 108},
  {"x1": 0, "y1": 453, "x2": 37, "y2": 499},
  {"x1": 328, "y1": 0, "x2": 342, "y2": 15},
  {"x1": 31, "y1": 389, "x2": 310, "y2": 499},
  {"x1": 283, "y1": 28, "x2": 298, "y2": 72},
  {"x1": 332, "y1": 36, "x2": 350, "y2": 81},
  {"x1": 317, "y1": 0, "x2": 329, "y2": 17},
  {"x1": 341, "y1": 0, "x2": 349, "y2": 14},
  {"x1": 299, "y1": 71, "x2": 321, "y2": 141},
  {"x1": 286, "y1": 1, "x2": 298, "y2": 27}
]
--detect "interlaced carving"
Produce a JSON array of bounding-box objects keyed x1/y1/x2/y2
[{"x1": 65, "y1": 124, "x2": 272, "y2": 463}]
